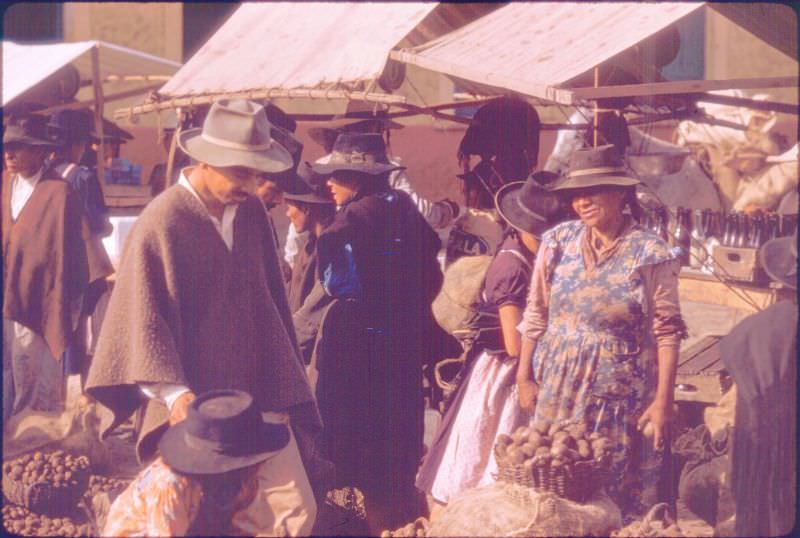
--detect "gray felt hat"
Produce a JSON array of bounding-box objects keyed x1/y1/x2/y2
[{"x1": 178, "y1": 99, "x2": 294, "y2": 174}]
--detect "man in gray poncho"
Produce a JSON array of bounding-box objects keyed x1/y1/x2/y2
[{"x1": 86, "y1": 99, "x2": 321, "y2": 535}]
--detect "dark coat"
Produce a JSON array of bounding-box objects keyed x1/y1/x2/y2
[
  {"x1": 2, "y1": 168, "x2": 113, "y2": 358},
  {"x1": 313, "y1": 187, "x2": 442, "y2": 527},
  {"x1": 721, "y1": 300, "x2": 797, "y2": 537}
]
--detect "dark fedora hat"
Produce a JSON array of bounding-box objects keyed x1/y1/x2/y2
[
  {"x1": 47, "y1": 109, "x2": 97, "y2": 145},
  {"x1": 307, "y1": 114, "x2": 403, "y2": 148},
  {"x1": 158, "y1": 389, "x2": 290, "y2": 475},
  {"x1": 551, "y1": 144, "x2": 640, "y2": 191},
  {"x1": 4, "y1": 114, "x2": 59, "y2": 147},
  {"x1": 284, "y1": 162, "x2": 334, "y2": 205},
  {"x1": 758, "y1": 231, "x2": 797, "y2": 290},
  {"x1": 495, "y1": 172, "x2": 563, "y2": 236},
  {"x1": 312, "y1": 132, "x2": 404, "y2": 176},
  {"x1": 92, "y1": 117, "x2": 134, "y2": 144}
]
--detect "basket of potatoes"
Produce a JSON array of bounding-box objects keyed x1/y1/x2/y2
[
  {"x1": 494, "y1": 422, "x2": 613, "y2": 503},
  {"x1": 2, "y1": 503, "x2": 92, "y2": 537},
  {"x1": 2, "y1": 449, "x2": 91, "y2": 516}
]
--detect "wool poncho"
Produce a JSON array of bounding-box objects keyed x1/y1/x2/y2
[{"x1": 86, "y1": 185, "x2": 319, "y2": 461}]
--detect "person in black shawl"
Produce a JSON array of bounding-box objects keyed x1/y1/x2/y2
[
  {"x1": 720, "y1": 231, "x2": 797, "y2": 537},
  {"x1": 311, "y1": 133, "x2": 442, "y2": 534}
]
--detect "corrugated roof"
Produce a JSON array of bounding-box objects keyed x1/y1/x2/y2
[
  {"x1": 159, "y1": 2, "x2": 437, "y2": 98},
  {"x1": 2, "y1": 40, "x2": 181, "y2": 106},
  {"x1": 391, "y1": 2, "x2": 704, "y2": 103}
]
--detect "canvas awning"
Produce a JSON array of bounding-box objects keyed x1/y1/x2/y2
[
  {"x1": 2, "y1": 40, "x2": 181, "y2": 107},
  {"x1": 158, "y1": 2, "x2": 437, "y2": 99},
  {"x1": 390, "y1": 2, "x2": 706, "y2": 104}
]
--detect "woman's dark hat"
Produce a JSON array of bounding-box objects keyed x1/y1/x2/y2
[
  {"x1": 158, "y1": 389, "x2": 290, "y2": 475},
  {"x1": 283, "y1": 162, "x2": 334, "y2": 205},
  {"x1": 758, "y1": 231, "x2": 797, "y2": 290},
  {"x1": 3, "y1": 114, "x2": 59, "y2": 147},
  {"x1": 311, "y1": 132, "x2": 404, "y2": 176},
  {"x1": 307, "y1": 114, "x2": 403, "y2": 148},
  {"x1": 47, "y1": 109, "x2": 97, "y2": 145},
  {"x1": 92, "y1": 117, "x2": 134, "y2": 144},
  {"x1": 551, "y1": 144, "x2": 640, "y2": 191},
  {"x1": 495, "y1": 172, "x2": 563, "y2": 236}
]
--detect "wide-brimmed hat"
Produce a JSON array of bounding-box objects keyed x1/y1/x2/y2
[
  {"x1": 312, "y1": 132, "x2": 404, "y2": 176},
  {"x1": 3, "y1": 114, "x2": 59, "y2": 147},
  {"x1": 47, "y1": 109, "x2": 97, "y2": 145},
  {"x1": 551, "y1": 144, "x2": 640, "y2": 191},
  {"x1": 307, "y1": 114, "x2": 403, "y2": 148},
  {"x1": 178, "y1": 99, "x2": 294, "y2": 174},
  {"x1": 283, "y1": 162, "x2": 334, "y2": 205},
  {"x1": 91, "y1": 117, "x2": 134, "y2": 144},
  {"x1": 758, "y1": 231, "x2": 797, "y2": 289},
  {"x1": 495, "y1": 171, "x2": 563, "y2": 236},
  {"x1": 158, "y1": 389, "x2": 290, "y2": 475}
]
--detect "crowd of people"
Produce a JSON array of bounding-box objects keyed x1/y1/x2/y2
[{"x1": 2, "y1": 96, "x2": 796, "y2": 537}]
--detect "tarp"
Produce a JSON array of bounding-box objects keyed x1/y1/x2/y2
[
  {"x1": 391, "y1": 2, "x2": 705, "y2": 103},
  {"x1": 159, "y1": 2, "x2": 438, "y2": 98},
  {"x1": 2, "y1": 40, "x2": 181, "y2": 106}
]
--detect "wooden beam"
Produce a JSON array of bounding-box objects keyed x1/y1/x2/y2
[
  {"x1": 114, "y1": 88, "x2": 407, "y2": 120},
  {"x1": 567, "y1": 76, "x2": 798, "y2": 101},
  {"x1": 693, "y1": 93, "x2": 798, "y2": 115},
  {"x1": 91, "y1": 45, "x2": 107, "y2": 198},
  {"x1": 39, "y1": 83, "x2": 164, "y2": 115}
]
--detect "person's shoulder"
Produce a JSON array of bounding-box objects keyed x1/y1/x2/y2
[
  {"x1": 543, "y1": 219, "x2": 582, "y2": 244},
  {"x1": 627, "y1": 224, "x2": 676, "y2": 266}
]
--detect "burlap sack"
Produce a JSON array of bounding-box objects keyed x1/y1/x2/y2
[
  {"x1": 428, "y1": 482, "x2": 621, "y2": 537},
  {"x1": 432, "y1": 255, "x2": 493, "y2": 335}
]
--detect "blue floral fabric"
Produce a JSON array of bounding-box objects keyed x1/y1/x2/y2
[{"x1": 530, "y1": 219, "x2": 676, "y2": 520}]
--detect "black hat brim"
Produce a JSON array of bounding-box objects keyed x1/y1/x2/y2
[
  {"x1": 550, "y1": 173, "x2": 640, "y2": 191},
  {"x1": 758, "y1": 234, "x2": 797, "y2": 289},
  {"x1": 311, "y1": 161, "x2": 403, "y2": 176},
  {"x1": 495, "y1": 181, "x2": 552, "y2": 237},
  {"x1": 3, "y1": 133, "x2": 57, "y2": 147},
  {"x1": 284, "y1": 191, "x2": 334, "y2": 205},
  {"x1": 158, "y1": 417, "x2": 290, "y2": 475}
]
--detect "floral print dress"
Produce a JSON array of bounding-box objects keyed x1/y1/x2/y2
[{"x1": 521, "y1": 219, "x2": 684, "y2": 520}]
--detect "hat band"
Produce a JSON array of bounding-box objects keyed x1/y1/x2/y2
[
  {"x1": 201, "y1": 132, "x2": 273, "y2": 152},
  {"x1": 183, "y1": 430, "x2": 239, "y2": 455},
  {"x1": 329, "y1": 150, "x2": 382, "y2": 166},
  {"x1": 568, "y1": 166, "x2": 628, "y2": 178},
  {"x1": 516, "y1": 199, "x2": 547, "y2": 222}
]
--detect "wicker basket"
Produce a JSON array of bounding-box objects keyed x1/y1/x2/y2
[
  {"x1": 494, "y1": 446, "x2": 610, "y2": 503},
  {"x1": 2, "y1": 465, "x2": 90, "y2": 516}
]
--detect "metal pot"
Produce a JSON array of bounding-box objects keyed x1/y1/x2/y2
[{"x1": 627, "y1": 151, "x2": 690, "y2": 177}]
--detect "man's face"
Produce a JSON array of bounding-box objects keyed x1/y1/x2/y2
[
  {"x1": 326, "y1": 176, "x2": 358, "y2": 206},
  {"x1": 4, "y1": 144, "x2": 46, "y2": 176},
  {"x1": 204, "y1": 164, "x2": 259, "y2": 205},
  {"x1": 286, "y1": 201, "x2": 310, "y2": 233},
  {"x1": 255, "y1": 177, "x2": 284, "y2": 206}
]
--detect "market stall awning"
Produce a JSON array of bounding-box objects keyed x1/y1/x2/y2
[
  {"x1": 158, "y1": 2, "x2": 437, "y2": 99},
  {"x1": 2, "y1": 40, "x2": 181, "y2": 107},
  {"x1": 390, "y1": 2, "x2": 706, "y2": 104}
]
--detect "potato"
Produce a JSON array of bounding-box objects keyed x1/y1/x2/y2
[
  {"x1": 577, "y1": 439, "x2": 591, "y2": 459},
  {"x1": 563, "y1": 448, "x2": 581, "y2": 462},
  {"x1": 550, "y1": 444, "x2": 567, "y2": 458},
  {"x1": 588, "y1": 432, "x2": 601, "y2": 441},
  {"x1": 508, "y1": 448, "x2": 525, "y2": 464},
  {"x1": 535, "y1": 446, "x2": 550, "y2": 458},
  {"x1": 547, "y1": 423, "x2": 562, "y2": 438},
  {"x1": 552, "y1": 430, "x2": 569, "y2": 443},
  {"x1": 520, "y1": 442, "x2": 536, "y2": 458},
  {"x1": 495, "y1": 443, "x2": 508, "y2": 459},
  {"x1": 496, "y1": 433, "x2": 513, "y2": 446},
  {"x1": 566, "y1": 423, "x2": 588, "y2": 439}
]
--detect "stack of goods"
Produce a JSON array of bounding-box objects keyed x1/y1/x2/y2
[
  {"x1": 2, "y1": 505, "x2": 92, "y2": 537},
  {"x1": 105, "y1": 158, "x2": 142, "y2": 185},
  {"x1": 2, "y1": 450, "x2": 91, "y2": 516},
  {"x1": 379, "y1": 517, "x2": 429, "y2": 537},
  {"x1": 494, "y1": 423, "x2": 613, "y2": 502},
  {"x1": 611, "y1": 503, "x2": 685, "y2": 537},
  {"x1": 85, "y1": 475, "x2": 130, "y2": 498}
]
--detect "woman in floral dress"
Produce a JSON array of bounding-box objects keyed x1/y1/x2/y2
[
  {"x1": 417, "y1": 172, "x2": 562, "y2": 510},
  {"x1": 516, "y1": 145, "x2": 686, "y2": 520}
]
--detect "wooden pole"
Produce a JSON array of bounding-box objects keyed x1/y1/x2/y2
[
  {"x1": 91, "y1": 44, "x2": 107, "y2": 197},
  {"x1": 165, "y1": 109, "x2": 180, "y2": 188},
  {"x1": 593, "y1": 66, "x2": 599, "y2": 147}
]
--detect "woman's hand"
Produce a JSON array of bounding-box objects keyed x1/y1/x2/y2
[
  {"x1": 637, "y1": 400, "x2": 675, "y2": 451},
  {"x1": 518, "y1": 380, "x2": 539, "y2": 415}
]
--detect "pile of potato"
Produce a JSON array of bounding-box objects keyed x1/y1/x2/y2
[
  {"x1": 2, "y1": 504, "x2": 91, "y2": 537},
  {"x1": 495, "y1": 423, "x2": 613, "y2": 471},
  {"x1": 380, "y1": 517, "x2": 429, "y2": 537},
  {"x1": 3, "y1": 450, "x2": 90, "y2": 490},
  {"x1": 86, "y1": 474, "x2": 130, "y2": 497}
]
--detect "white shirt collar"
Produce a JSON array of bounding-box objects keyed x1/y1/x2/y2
[
  {"x1": 178, "y1": 168, "x2": 239, "y2": 252},
  {"x1": 10, "y1": 167, "x2": 44, "y2": 221}
]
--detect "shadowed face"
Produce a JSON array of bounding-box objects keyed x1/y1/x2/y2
[
  {"x1": 204, "y1": 164, "x2": 259, "y2": 205},
  {"x1": 326, "y1": 175, "x2": 359, "y2": 206},
  {"x1": 3, "y1": 144, "x2": 47, "y2": 176},
  {"x1": 286, "y1": 201, "x2": 310, "y2": 233},
  {"x1": 569, "y1": 186, "x2": 626, "y2": 230},
  {"x1": 255, "y1": 177, "x2": 284, "y2": 206}
]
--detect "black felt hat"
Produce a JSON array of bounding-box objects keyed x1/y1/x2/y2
[
  {"x1": 47, "y1": 109, "x2": 97, "y2": 145},
  {"x1": 3, "y1": 114, "x2": 59, "y2": 147},
  {"x1": 158, "y1": 389, "x2": 289, "y2": 475},
  {"x1": 312, "y1": 132, "x2": 403, "y2": 176},
  {"x1": 495, "y1": 171, "x2": 563, "y2": 237},
  {"x1": 307, "y1": 114, "x2": 403, "y2": 148},
  {"x1": 283, "y1": 162, "x2": 334, "y2": 205}
]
